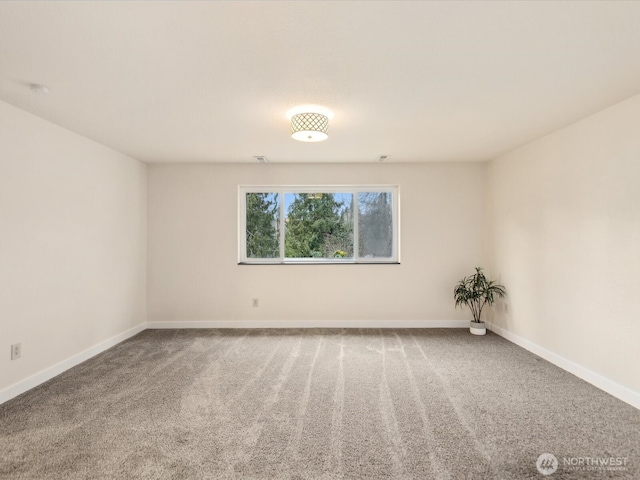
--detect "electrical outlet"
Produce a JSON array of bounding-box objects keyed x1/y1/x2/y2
[
  {"x1": 252, "y1": 298, "x2": 259, "y2": 308},
  {"x1": 11, "y1": 343, "x2": 21, "y2": 360}
]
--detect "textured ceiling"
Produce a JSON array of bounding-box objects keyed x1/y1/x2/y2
[{"x1": 1, "y1": 1, "x2": 640, "y2": 163}]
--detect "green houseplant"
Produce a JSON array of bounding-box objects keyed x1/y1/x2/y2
[{"x1": 454, "y1": 267, "x2": 506, "y2": 335}]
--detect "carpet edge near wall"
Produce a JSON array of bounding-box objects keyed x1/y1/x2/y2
[
  {"x1": 3, "y1": 320, "x2": 638, "y2": 412},
  {"x1": 0, "y1": 323, "x2": 147, "y2": 405},
  {"x1": 0, "y1": 320, "x2": 464, "y2": 405},
  {"x1": 487, "y1": 322, "x2": 640, "y2": 410}
]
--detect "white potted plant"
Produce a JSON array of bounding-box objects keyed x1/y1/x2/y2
[{"x1": 454, "y1": 267, "x2": 506, "y2": 335}]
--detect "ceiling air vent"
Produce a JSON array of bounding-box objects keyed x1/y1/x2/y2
[
  {"x1": 377, "y1": 155, "x2": 389, "y2": 162},
  {"x1": 253, "y1": 156, "x2": 268, "y2": 163}
]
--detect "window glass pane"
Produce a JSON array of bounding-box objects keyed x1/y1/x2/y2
[
  {"x1": 240, "y1": 186, "x2": 398, "y2": 264},
  {"x1": 245, "y1": 193, "x2": 280, "y2": 258},
  {"x1": 284, "y1": 193, "x2": 354, "y2": 258},
  {"x1": 358, "y1": 192, "x2": 393, "y2": 258}
]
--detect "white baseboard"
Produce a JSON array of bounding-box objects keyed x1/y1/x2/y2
[
  {"x1": 146, "y1": 319, "x2": 469, "y2": 329},
  {"x1": 488, "y1": 322, "x2": 640, "y2": 411},
  {"x1": 0, "y1": 323, "x2": 146, "y2": 405},
  {"x1": 4, "y1": 320, "x2": 637, "y2": 412}
]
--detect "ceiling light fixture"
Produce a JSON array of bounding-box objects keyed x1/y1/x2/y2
[
  {"x1": 287, "y1": 105, "x2": 333, "y2": 142},
  {"x1": 290, "y1": 112, "x2": 329, "y2": 142}
]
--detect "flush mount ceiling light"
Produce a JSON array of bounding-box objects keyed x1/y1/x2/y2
[
  {"x1": 290, "y1": 112, "x2": 329, "y2": 142},
  {"x1": 287, "y1": 105, "x2": 333, "y2": 142}
]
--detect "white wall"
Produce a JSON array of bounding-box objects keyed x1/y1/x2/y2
[
  {"x1": 148, "y1": 162, "x2": 487, "y2": 325},
  {"x1": 488, "y1": 94, "x2": 640, "y2": 396},
  {"x1": 0, "y1": 100, "x2": 147, "y2": 396},
  {"x1": 3, "y1": 88, "x2": 638, "y2": 407}
]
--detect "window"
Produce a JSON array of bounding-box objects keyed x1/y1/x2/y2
[{"x1": 239, "y1": 186, "x2": 399, "y2": 264}]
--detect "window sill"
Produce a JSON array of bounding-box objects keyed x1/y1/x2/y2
[{"x1": 238, "y1": 261, "x2": 401, "y2": 265}]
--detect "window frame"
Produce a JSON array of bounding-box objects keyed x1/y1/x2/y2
[{"x1": 238, "y1": 185, "x2": 400, "y2": 265}]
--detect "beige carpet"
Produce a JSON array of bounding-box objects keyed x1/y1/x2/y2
[{"x1": 1, "y1": 328, "x2": 639, "y2": 479}]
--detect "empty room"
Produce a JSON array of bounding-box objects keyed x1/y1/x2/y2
[{"x1": 1, "y1": 1, "x2": 639, "y2": 479}]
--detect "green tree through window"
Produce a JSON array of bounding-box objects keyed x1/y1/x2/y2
[
  {"x1": 245, "y1": 193, "x2": 279, "y2": 258},
  {"x1": 284, "y1": 193, "x2": 353, "y2": 258},
  {"x1": 240, "y1": 186, "x2": 398, "y2": 264}
]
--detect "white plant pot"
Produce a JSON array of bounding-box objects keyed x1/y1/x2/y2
[{"x1": 470, "y1": 321, "x2": 486, "y2": 336}]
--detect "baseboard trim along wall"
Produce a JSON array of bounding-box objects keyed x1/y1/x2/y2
[
  {"x1": 0, "y1": 320, "x2": 465, "y2": 405},
  {"x1": 5, "y1": 320, "x2": 637, "y2": 411},
  {"x1": 488, "y1": 323, "x2": 640, "y2": 411},
  {"x1": 0, "y1": 323, "x2": 147, "y2": 405},
  {"x1": 146, "y1": 320, "x2": 469, "y2": 329}
]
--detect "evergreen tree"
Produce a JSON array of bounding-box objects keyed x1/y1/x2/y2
[
  {"x1": 245, "y1": 193, "x2": 279, "y2": 258},
  {"x1": 285, "y1": 193, "x2": 353, "y2": 258}
]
